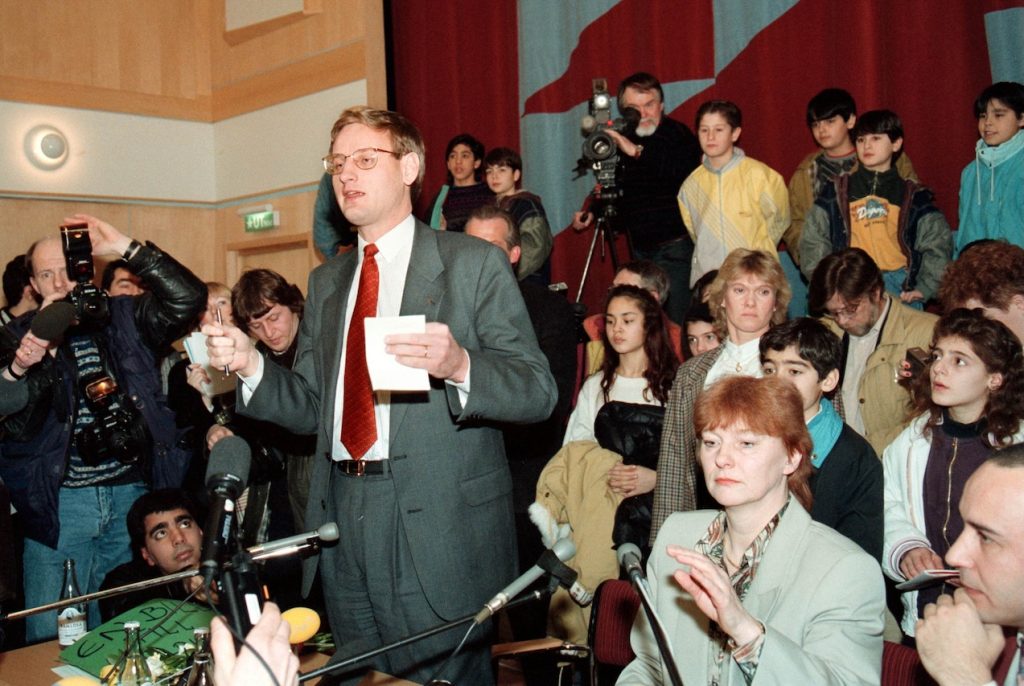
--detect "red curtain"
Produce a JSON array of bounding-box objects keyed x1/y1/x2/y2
[{"x1": 390, "y1": 0, "x2": 1017, "y2": 317}]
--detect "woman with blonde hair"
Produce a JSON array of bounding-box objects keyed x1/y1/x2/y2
[{"x1": 651, "y1": 249, "x2": 790, "y2": 536}]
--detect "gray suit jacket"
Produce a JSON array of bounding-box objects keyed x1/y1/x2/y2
[
  {"x1": 242, "y1": 220, "x2": 557, "y2": 619},
  {"x1": 618, "y1": 504, "x2": 884, "y2": 685}
]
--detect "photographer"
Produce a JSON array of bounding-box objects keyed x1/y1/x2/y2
[
  {"x1": 577, "y1": 72, "x2": 702, "y2": 323},
  {"x1": 0, "y1": 214, "x2": 205, "y2": 642}
]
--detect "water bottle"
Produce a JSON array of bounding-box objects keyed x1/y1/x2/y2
[
  {"x1": 57, "y1": 558, "x2": 87, "y2": 646},
  {"x1": 179, "y1": 627, "x2": 214, "y2": 686},
  {"x1": 106, "y1": 621, "x2": 155, "y2": 686}
]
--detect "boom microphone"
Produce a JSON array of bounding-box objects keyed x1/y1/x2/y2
[
  {"x1": 200, "y1": 436, "x2": 251, "y2": 584},
  {"x1": 247, "y1": 522, "x2": 340, "y2": 559},
  {"x1": 30, "y1": 302, "x2": 76, "y2": 340},
  {"x1": 474, "y1": 538, "x2": 576, "y2": 624}
]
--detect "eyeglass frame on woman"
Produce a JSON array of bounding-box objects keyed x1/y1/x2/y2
[{"x1": 322, "y1": 147, "x2": 400, "y2": 175}]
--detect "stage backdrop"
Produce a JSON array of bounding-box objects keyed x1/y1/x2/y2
[{"x1": 391, "y1": 0, "x2": 1024, "y2": 317}]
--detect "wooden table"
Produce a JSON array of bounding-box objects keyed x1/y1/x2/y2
[{"x1": 0, "y1": 640, "x2": 413, "y2": 685}]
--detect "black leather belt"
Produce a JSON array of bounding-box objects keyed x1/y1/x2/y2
[{"x1": 334, "y1": 459, "x2": 388, "y2": 477}]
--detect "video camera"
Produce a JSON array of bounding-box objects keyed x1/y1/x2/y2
[
  {"x1": 576, "y1": 78, "x2": 640, "y2": 201},
  {"x1": 60, "y1": 223, "x2": 109, "y2": 326}
]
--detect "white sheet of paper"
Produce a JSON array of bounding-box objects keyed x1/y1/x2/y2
[
  {"x1": 183, "y1": 332, "x2": 236, "y2": 396},
  {"x1": 364, "y1": 315, "x2": 430, "y2": 391}
]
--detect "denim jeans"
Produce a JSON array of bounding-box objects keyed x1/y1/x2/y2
[
  {"x1": 23, "y1": 483, "x2": 147, "y2": 642},
  {"x1": 634, "y1": 237, "x2": 694, "y2": 325}
]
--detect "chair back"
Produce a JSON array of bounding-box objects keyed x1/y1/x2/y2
[
  {"x1": 587, "y1": 579, "x2": 640, "y2": 684},
  {"x1": 882, "y1": 640, "x2": 934, "y2": 686}
]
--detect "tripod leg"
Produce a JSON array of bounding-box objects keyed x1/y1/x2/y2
[{"x1": 575, "y1": 221, "x2": 605, "y2": 304}]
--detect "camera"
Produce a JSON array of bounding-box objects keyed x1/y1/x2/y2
[
  {"x1": 60, "y1": 223, "x2": 109, "y2": 326},
  {"x1": 75, "y1": 372, "x2": 150, "y2": 465},
  {"x1": 577, "y1": 78, "x2": 639, "y2": 201}
]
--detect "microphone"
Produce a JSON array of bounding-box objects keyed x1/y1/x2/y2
[
  {"x1": 247, "y1": 522, "x2": 340, "y2": 559},
  {"x1": 617, "y1": 543, "x2": 645, "y2": 585},
  {"x1": 30, "y1": 302, "x2": 76, "y2": 340},
  {"x1": 474, "y1": 538, "x2": 576, "y2": 624},
  {"x1": 200, "y1": 436, "x2": 251, "y2": 584}
]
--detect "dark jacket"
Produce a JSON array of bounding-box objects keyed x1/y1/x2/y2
[
  {"x1": 0, "y1": 242, "x2": 205, "y2": 548},
  {"x1": 809, "y1": 424, "x2": 883, "y2": 562},
  {"x1": 807, "y1": 173, "x2": 951, "y2": 298}
]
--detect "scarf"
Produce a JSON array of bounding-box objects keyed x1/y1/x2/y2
[{"x1": 807, "y1": 398, "x2": 844, "y2": 469}]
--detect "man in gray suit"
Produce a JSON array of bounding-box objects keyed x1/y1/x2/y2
[{"x1": 206, "y1": 106, "x2": 557, "y2": 684}]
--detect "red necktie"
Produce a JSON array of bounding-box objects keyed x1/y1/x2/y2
[{"x1": 340, "y1": 243, "x2": 379, "y2": 459}]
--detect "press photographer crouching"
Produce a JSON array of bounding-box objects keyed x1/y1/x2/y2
[{"x1": 0, "y1": 214, "x2": 206, "y2": 643}]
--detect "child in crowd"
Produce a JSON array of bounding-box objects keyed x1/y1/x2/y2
[
  {"x1": 683, "y1": 301, "x2": 719, "y2": 358},
  {"x1": 563, "y1": 284, "x2": 679, "y2": 556},
  {"x1": 678, "y1": 100, "x2": 790, "y2": 288},
  {"x1": 760, "y1": 318, "x2": 882, "y2": 561},
  {"x1": 799, "y1": 110, "x2": 952, "y2": 308},
  {"x1": 883, "y1": 308, "x2": 1024, "y2": 638},
  {"x1": 483, "y1": 147, "x2": 553, "y2": 283},
  {"x1": 787, "y1": 89, "x2": 918, "y2": 268},
  {"x1": 955, "y1": 81, "x2": 1024, "y2": 255},
  {"x1": 426, "y1": 133, "x2": 493, "y2": 233},
  {"x1": 785, "y1": 88, "x2": 918, "y2": 317}
]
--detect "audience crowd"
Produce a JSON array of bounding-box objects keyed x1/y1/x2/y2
[{"x1": 1, "y1": 73, "x2": 1024, "y2": 686}]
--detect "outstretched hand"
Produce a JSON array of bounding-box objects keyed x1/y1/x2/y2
[
  {"x1": 62, "y1": 213, "x2": 132, "y2": 258},
  {"x1": 667, "y1": 546, "x2": 763, "y2": 646},
  {"x1": 202, "y1": 322, "x2": 259, "y2": 377}
]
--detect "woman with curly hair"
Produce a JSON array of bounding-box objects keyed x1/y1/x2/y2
[
  {"x1": 883, "y1": 307, "x2": 1024, "y2": 638},
  {"x1": 562, "y1": 284, "x2": 679, "y2": 552}
]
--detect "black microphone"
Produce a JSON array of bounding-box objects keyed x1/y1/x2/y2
[
  {"x1": 474, "y1": 538, "x2": 576, "y2": 624},
  {"x1": 30, "y1": 302, "x2": 76, "y2": 340},
  {"x1": 200, "y1": 436, "x2": 251, "y2": 584},
  {"x1": 617, "y1": 543, "x2": 645, "y2": 585}
]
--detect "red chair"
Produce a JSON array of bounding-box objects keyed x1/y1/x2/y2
[
  {"x1": 587, "y1": 579, "x2": 640, "y2": 685},
  {"x1": 882, "y1": 640, "x2": 935, "y2": 686}
]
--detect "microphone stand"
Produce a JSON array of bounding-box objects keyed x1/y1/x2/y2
[
  {"x1": 627, "y1": 574, "x2": 685, "y2": 686},
  {"x1": 298, "y1": 590, "x2": 549, "y2": 684},
  {"x1": 0, "y1": 538, "x2": 325, "y2": 623}
]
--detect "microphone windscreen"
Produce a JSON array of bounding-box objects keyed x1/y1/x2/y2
[
  {"x1": 30, "y1": 302, "x2": 76, "y2": 340},
  {"x1": 616, "y1": 542, "x2": 642, "y2": 567},
  {"x1": 317, "y1": 522, "x2": 340, "y2": 543},
  {"x1": 205, "y1": 435, "x2": 251, "y2": 489},
  {"x1": 551, "y1": 537, "x2": 576, "y2": 563}
]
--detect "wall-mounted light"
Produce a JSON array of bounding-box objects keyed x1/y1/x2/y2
[{"x1": 24, "y1": 125, "x2": 69, "y2": 170}]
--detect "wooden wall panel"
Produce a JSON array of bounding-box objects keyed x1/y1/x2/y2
[
  {"x1": 0, "y1": 0, "x2": 383, "y2": 121},
  {"x1": 0, "y1": 198, "x2": 215, "y2": 292}
]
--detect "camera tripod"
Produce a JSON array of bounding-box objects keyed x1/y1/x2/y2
[{"x1": 574, "y1": 193, "x2": 633, "y2": 305}]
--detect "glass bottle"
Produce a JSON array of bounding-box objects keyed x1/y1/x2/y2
[
  {"x1": 57, "y1": 558, "x2": 87, "y2": 646},
  {"x1": 181, "y1": 627, "x2": 214, "y2": 686},
  {"x1": 106, "y1": 621, "x2": 155, "y2": 686}
]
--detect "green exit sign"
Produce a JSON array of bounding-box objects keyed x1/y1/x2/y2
[{"x1": 244, "y1": 210, "x2": 279, "y2": 232}]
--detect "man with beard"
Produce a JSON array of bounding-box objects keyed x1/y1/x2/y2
[{"x1": 576, "y1": 72, "x2": 702, "y2": 323}]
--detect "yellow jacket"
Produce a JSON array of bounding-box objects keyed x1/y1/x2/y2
[
  {"x1": 530, "y1": 440, "x2": 624, "y2": 644},
  {"x1": 678, "y1": 149, "x2": 790, "y2": 285}
]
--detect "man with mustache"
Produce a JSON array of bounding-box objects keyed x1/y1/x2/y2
[{"x1": 576, "y1": 72, "x2": 702, "y2": 324}]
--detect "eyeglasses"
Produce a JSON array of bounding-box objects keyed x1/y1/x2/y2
[
  {"x1": 824, "y1": 300, "x2": 863, "y2": 321},
  {"x1": 322, "y1": 148, "x2": 399, "y2": 175}
]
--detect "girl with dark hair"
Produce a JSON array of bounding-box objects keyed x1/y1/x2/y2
[
  {"x1": 620, "y1": 375, "x2": 884, "y2": 685},
  {"x1": 425, "y1": 133, "x2": 494, "y2": 232},
  {"x1": 883, "y1": 308, "x2": 1024, "y2": 638},
  {"x1": 562, "y1": 285, "x2": 679, "y2": 552}
]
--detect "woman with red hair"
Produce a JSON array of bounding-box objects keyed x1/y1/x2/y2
[{"x1": 619, "y1": 375, "x2": 884, "y2": 685}]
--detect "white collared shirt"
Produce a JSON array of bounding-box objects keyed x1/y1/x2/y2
[
  {"x1": 842, "y1": 296, "x2": 890, "y2": 435},
  {"x1": 704, "y1": 336, "x2": 764, "y2": 389}
]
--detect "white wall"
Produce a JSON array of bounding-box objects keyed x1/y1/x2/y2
[{"x1": 0, "y1": 80, "x2": 366, "y2": 205}]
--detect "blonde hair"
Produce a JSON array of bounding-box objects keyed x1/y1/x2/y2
[{"x1": 705, "y1": 249, "x2": 790, "y2": 338}]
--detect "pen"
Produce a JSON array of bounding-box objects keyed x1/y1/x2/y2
[{"x1": 214, "y1": 305, "x2": 232, "y2": 376}]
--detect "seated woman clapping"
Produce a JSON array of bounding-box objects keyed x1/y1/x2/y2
[{"x1": 618, "y1": 375, "x2": 884, "y2": 685}]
